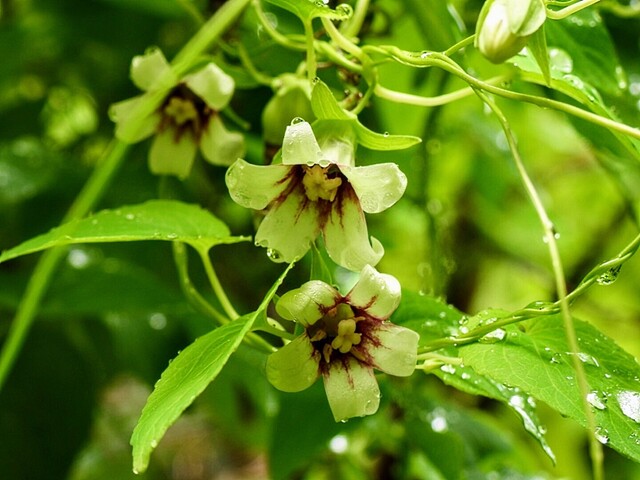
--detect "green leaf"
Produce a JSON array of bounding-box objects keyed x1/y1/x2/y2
[
  {"x1": 310, "y1": 80, "x2": 354, "y2": 121},
  {"x1": 0, "y1": 200, "x2": 248, "y2": 264},
  {"x1": 131, "y1": 263, "x2": 294, "y2": 474},
  {"x1": 392, "y1": 292, "x2": 555, "y2": 461},
  {"x1": 459, "y1": 316, "x2": 640, "y2": 463},
  {"x1": 265, "y1": 0, "x2": 351, "y2": 21},
  {"x1": 528, "y1": 26, "x2": 550, "y2": 85},
  {"x1": 310, "y1": 79, "x2": 421, "y2": 151}
]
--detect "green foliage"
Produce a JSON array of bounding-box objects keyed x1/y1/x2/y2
[{"x1": 2, "y1": 0, "x2": 640, "y2": 479}]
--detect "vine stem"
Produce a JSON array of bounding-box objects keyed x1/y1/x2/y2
[
  {"x1": 546, "y1": 0, "x2": 602, "y2": 19},
  {"x1": 476, "y1": 89, "x2": 604, "y2": 480},
  {"x1": 197, "y1": 248, "x2": 239, "y2": 320},
  {"x1": 0, "y1": 0, "x2": 251, "y2": 393}
]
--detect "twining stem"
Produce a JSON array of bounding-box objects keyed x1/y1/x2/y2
[
  {"x1": 378, "y1": 47, "x2": 640, "y2": 143},
  {"x1": 197, "y1": 247, "x2": 240, "y2": 320},
  {"x1": 546, "y1": 0, "x2": 602, "y2": 19},
  {"x1": 0, "y1": 0, "x2": 251, "y2": 393},
  {"x1": 303, "y1": 18, "x2": 318, "y2": 80},
  {"x1": 477, "y1": 90, "x2": 604, "y2": 480},
  {"x1": 173, "y1": 242, "x2": 229, "y2": 325}
]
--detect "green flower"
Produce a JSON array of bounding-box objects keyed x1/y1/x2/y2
[
  {"x1": 267, "y1": 265, "x2": 419, "y2": 422},
  {"x1": 109, "y1": 48, "x2": 245, "y2": 179},
  {"x1": 225, "y1": 120, "x2": 407, "y2": 272}
]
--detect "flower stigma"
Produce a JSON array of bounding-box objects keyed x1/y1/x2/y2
[
  {"x1": 308, "y1": 303, "x2": 364, "y2": 364},
  {"x1": 302, "y1": 164, "x2": 343, "y2": 202}
]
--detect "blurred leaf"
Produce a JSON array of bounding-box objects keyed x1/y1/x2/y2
[
  {"x1": 460, "y1": 316, "x2": 640, "y2": 463},
  {"x1": 0, "y1": 200, "x2": 248, "y2": 263},
  {"x1": 0, "y1": 138, "x2": 65, "y2": 205},
  {"x1": 131, "y1": 263, "x2": 293, "y2": 473},
  {"x1": 528, "y1": 26, "x2": 550, "y2": 85}
]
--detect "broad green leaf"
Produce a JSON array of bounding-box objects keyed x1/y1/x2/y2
[
  {"x1": 131, "y1": 263, "x2": 294, "y2": 473},
  {"x1": 0, "y1": 200, "x2": 248, "y2": 264},
  {"x1": 392, "y1": 292, "x2": 555, "y2": 461},
  {"x1": 459, "y1": 316, "x2": 640, "y2": 463},
  {"x1": 265, "y1": 0, "x2": 351, "y2": 21}
]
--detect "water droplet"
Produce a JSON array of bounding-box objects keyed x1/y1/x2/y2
[
  {"x1": 133, "y1": 468, "x2": 140, "y2": 475},
  {"x1": 383, "y1": 131, "x2": 389, "y2": 137},
  {"x1": 67, "y1": 248, "x2": 91, "y2": 269},
  {"x1": 587, "y1": 391, "x2": 607, "y2": 410},
  {"x1": 549, "y1": 48, "x2": 573, "y2": 74},
  {"x1": 165, "y1": 233, "x2": 178, "y2": 239},
  {"x1": 596, "y1": 265, "x2": 622, "y2": 285},
  {"x1": 595, "y1": 426, "x2": 609, "y2": 444},
  {"x1": 150, "y1": 439, "x2": 158, "y2": 448},
  {"x1": 318, "y1": 158, "x2": 330, "y2": 168},
  {"x1": 336, "y1": 3, "x2": 353, "y2": 17},
  {"x1": 461, "y1": 372, "x2": 471, "y2": 380},
  {"x1": 509, "y1": 395, "x2": 526, "y2": 409},
  {"x1": 428, "y1": 408, "x2": 449, "y2": 433},
  {"x1": 420, "y1": 51, "x2": 430, "y2": 59},
  {"x1": 266, "y1": 248, "x2": 283, "y2": 261},
  {"x1": 290, "y1": 116, "x2": 306, "y2": 125},
  {"x1": 616, "y1": 390, "x2": 640, "y2": 422},
  {"x1": 479, "y1": 328, "x2": 506, "y2": 344},
  {"x1": 149, "y1": 312, "x2": 167, "y2": 330},
  {"x1": 125, "y1": 213, "x2": 135, "y2": 220},
  {"x1": 329, "y1": 434, "x2": 349, "y2": 453},
  {"x1": 440, "y1": 364, "x2": 456, "y2": 375}
]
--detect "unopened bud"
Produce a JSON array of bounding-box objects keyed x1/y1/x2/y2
[{"x1": 475, "y1": 0, "x2": 546, "y2": 64}]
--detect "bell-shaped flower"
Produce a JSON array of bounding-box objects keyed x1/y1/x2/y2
[
  {"x1": 225, "y1": 119, "x2": 407, "y2": 272},
  {"x1": 266, "y1": 265, "x2": 419, "y2": 422},
  {"x1": 109, "y1": 48, "x2": 245, "y2": 179}
]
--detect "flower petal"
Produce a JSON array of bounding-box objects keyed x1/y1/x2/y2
[
  {"x1": 255, "y1": 186, "x2": 321, "y2": 263},
  {"x1": 184, "y1": 63, "x2": 234, "y2": 111},
  {"x1": 148, "y1": 128, "x2": 197, "y2": 179},
  {"x1": 266, "y1": 335, "x2": 320, "y2": 392},
  {"x1": 225, "y1": 159, "x2": 290, "y2": 210},
  {"x1": 200, "y1": 115, "x2": 245, "y2": 166},
  {"x1": 322, "y1": 357, "x2": 380, "y2": 422},
  {"x1": 366, "y1": 323, "x2": 419, "y2": 377},
  {"x1": 276, "y1": 281, "x2": 340, "y2": 326},
  {"x1": 340, "y1": 163, "x2": 407, "y2": 213},
  {"x1": 346, "y1": 264, "x2": 401, "y2": 320},
  {"x1": 323, "y1": 188, "x2": 384, "y2": 272},
  {"x1": 109, "y1": 96, "x2": 159, "y2": 143},
  {"x1": 282, "y1": 121, "x2": 323, "y2": 166},
  {"x1": 130, "y1": 47, "x2": 175, "y2": 92}
]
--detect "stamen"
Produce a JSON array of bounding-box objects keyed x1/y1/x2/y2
[{"x1": 302, "y1": 165, "x2": 342, "y2": 202}]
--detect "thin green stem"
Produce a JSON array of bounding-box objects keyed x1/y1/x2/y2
[
  {"x1": 477, "y1": 89, "x2": 604, "y2": 480},
  {"x1": 173, "y1": 242, "x2": 229, "y2": 325},
  {"x1": 0, "y1": 0, "x2": 251, "y2": 393},
  {"x1": 197, "y1": 248, "x2": 240, "y2": 320},
  {"x1": 546, "y1": 0, "x2": 601, "y2": 19},
  {"x1": 303, "y1": 18, "x2": 317, "y2": 80},
  {"x1": 341, "y1": 0, "x2": 369, "y2": 37},
  {"x1": 252, "y1": 0, "x2": 307, "y2": 51},
  {"x1": 381, "y1": 47, "x2": 640, "y2": 142},
  {"x1": 321, "y1": 16, "x2": 363, "y2": 59}
]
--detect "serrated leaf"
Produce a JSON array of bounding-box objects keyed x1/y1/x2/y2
[
  {"x1": 131, "y1": 263, "x2": 294, "y2": 473},
  {"x1": 459, "y1": 316, "x2": 640, "y2": 463},
  {"x1": 0, "y1": 200, "x2": 248, "y2": 264},
  {"x1": 392, "y1": 292, "x2": 555, "y2": 461},
  {"x1": 265, "y1": 0, "x2": 350, "y2": 21}
]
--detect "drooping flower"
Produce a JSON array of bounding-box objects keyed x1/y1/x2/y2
[
  {"x1": 109, "y1": 48, "x2": 245, "y2": 179},
  {"x1": 266, "y1": 265, "x2": 419, "y2": 422},
  {"x1": 225, "y1": 119, "x2": 407, "y2": 272}
]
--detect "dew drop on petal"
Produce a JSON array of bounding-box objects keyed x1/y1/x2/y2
[
  {"x1": 291, "y1": 116, "x2": 306, "y2": 125},
  {"x1": 266, "y1": 248, "x2": 283, "y2": 261}
]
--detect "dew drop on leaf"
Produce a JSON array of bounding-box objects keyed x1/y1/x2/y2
[
  {"x1": 616, "y1": 390, "x2": 640, "y2": 423},
  {"x1": 586, "y1": 391, "x2": 607, "y2": 410},
  {"x1": 595, "y1": 426, "x2": 609, "y2": 444},
  {"x1": 479, "y1": 328, "x2": 506, "y2": 344}
]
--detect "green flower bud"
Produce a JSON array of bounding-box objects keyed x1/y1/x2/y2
[
  {"x1": 475, "y1": 0, "x2": 546, "y2": 64},
  {"x1": 262, "y1": 74, "x2": 315, "y2": 145}
]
